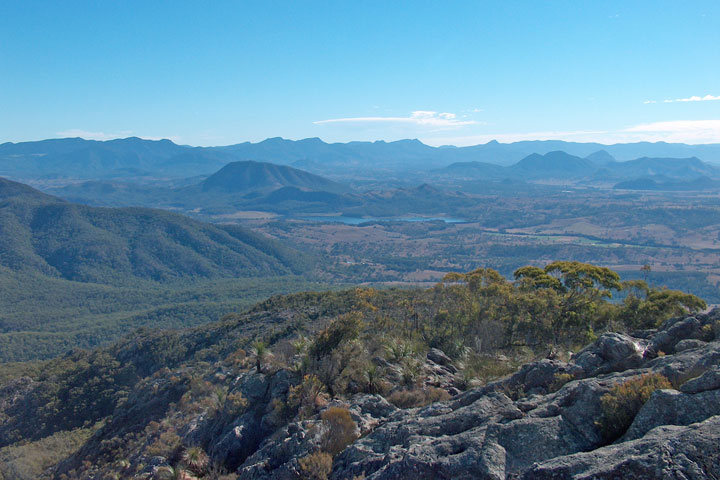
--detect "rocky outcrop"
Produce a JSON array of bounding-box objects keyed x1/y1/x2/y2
[
  {"x1": 31, "y1": 308, "x2": 717, "y2": 480},
  {"x1": 524, "y1": 416, "x2": 720, "y2": 479},
  {"x1": 622, "y1": 388, "x2": 720, "y2": 441},
  {"x1": 649, "y1": 315, "x2": 706, "y2": 354},
  {"x1": 680, "y1": 364, "x2": 720, "y2": 393},
  {"x1": 238, "y1": 395, "x2": 396, "y2": 479},
  {"x1": 206, "y1": 369, "x2": 294, "y2": 471},
  {"x1": 487, "y1": 358, "x2": 582, "y2": 396},
  {"x1": 231, "y1": 309, "x2": 720, "y2": 479},
  {"x1": 572, "y1": 332, "x2": 645, "y2": 376}
]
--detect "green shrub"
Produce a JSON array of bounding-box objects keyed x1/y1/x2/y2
[
  {"x1": 319, "y1": 407, "x2": 358, "y2": 456},
  {"x1": 701, "y1": 323, "x2": 714, "y2": 341},
  {"x1": 362, "y1": 364, "x2": 387, "y2": 395},
  {"x1": 310, "y1": 313, "x2": 362, "y2": 359},
  {"x1": 146, "y1": 429, "x2": 181, "y2": 457},
  {"x1": 462, "y1": 353, "x2": 517, "y2": 385},
  {"x1": 597, "y1": 373, "x2": 672, "y2": 441},
  {"x1": 387, "y1": 387, "x2": 451, "y2": 409},
  {"x1": 289, "y1": 374, "x2": 328, "y2": 419},
  {"x1": 299, "y1": 451, "x2": 333, "y2": 480},
  {"x1": 224, "y1": 391, "x2": 249, "y2": 417}
]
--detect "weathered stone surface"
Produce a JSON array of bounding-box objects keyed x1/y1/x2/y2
[
  {"x1": 229, "y1": 313, "x2": 720, "y2": 479},
  {"x1": 331, "y1": 391, "x2": 522, "y2": 479},
  {"x1": 623, "y1": 388, "x2": 720, "y2": 440},
  {"x1": 426, "y1": 348, "x2": 453, "y2": 367},
  {"x1": 422, "y1": 348, "x2": 460, "y2": 390},
  {"x1": 344, "y1": 394, "x2": 397, "y2": 435},
  {"x1": 645, "y1": 340, "x2": 720, "y2": 386},
  {"x1": 572, "y1": 332, "x2": 644, "y2": 376},
  {"x1": 210, "y1": 369, "x2": 296, "y2": 471},
  {"x1": 680, "y1": 364, "x2": 720, "y2": 393},
  {"x1": 498, "y1": 359, "x2": 582, "y2": 395},
  {"x1": 674, "y1": 338, "x2": 707, "y2": 352},
  {"x1": 239, "y1": 395, "x2": 395, "y2": 479},
  {"x1": 524, "y1": 416, "x2": 720, "y2": 479},
  {"x1": 237, "y1": 419, "x2": 318, "y2": 480},
  {"x1": 650, "y1": 316, "x2": 703, "y2": 354}
]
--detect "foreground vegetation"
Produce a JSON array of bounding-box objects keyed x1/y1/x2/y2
[{"x1": 0, "y1": 261, "x2": 708, "y2": 479}]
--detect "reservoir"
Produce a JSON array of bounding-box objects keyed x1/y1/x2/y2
[{"x1": 299, "y1": 216, "x2": 466, "y2": 225}]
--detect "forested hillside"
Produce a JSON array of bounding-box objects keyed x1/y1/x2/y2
[
  {"x1": 0, "y1": 177, "x2": 329, "y2": 362},
  {"x1": 0, "y1": 177, "x2": 310, "y2": 283}
]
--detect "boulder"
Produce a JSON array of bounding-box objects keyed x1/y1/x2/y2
[
  {"x1": 680, "y1": 365, "x2": 720, "y2": 394},
  {"x1": 524, "y1": 416, "x2": 720, "y2": 479},
  {"x1": 496, "y1": 359, "x2": 582, "y2": 395},
  {"x1": 423, "y1": 349, "x2": 460, "y2": 390},
  {"x1": 650, "y1": 316, "x2": 703, "y2": 354},
  {"x1": 674, "y1": 339, "x2": 707, "y2": 352},
  {"x1": 623, "y1": 388, "x2": 720, "y2": 440},
  {"x1": 645, "y1": 340, "x2": 720, "y2": 386},
  {"x1": 572, "y1": 332, "x2": 645, "y2": 376},
  {"x1": 426, "y1": 348, "x2": 453, "y2": 367}
]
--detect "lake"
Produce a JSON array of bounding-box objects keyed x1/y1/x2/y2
[{"x1": 300, "y1": 216, "x2": 466, "y2": 225}]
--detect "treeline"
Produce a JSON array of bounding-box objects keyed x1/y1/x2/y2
[{"x1": 0, "y1": 274, "x2": 336, "y2": 362}]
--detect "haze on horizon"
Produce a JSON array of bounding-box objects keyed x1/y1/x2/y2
[{"x1": 2, "y1": 1, "x2": 719, "y2": 147}]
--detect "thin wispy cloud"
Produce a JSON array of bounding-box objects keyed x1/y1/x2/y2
[
  {"x1": 622, "y1": 119, "x2": 720, "y2": 143},
  {"x1": 421, "y1": 120, "x2": 720, "y2": 146},
  {"x1": 314, "y1": 111, "x2": 476, "y2": 128},
  {"x1": 644, "y1": 94, "x2": 720, "y2": 104}
]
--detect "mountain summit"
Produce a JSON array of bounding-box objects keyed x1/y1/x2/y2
[{"x1": 201, "y1": 160, "x2": 348, "y2": 194}]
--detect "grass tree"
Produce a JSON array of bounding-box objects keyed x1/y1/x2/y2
[{"x1": 251, "y1": 340, "x2": 268, "y2": 373}]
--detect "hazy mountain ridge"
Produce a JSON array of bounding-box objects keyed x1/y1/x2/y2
[
  {"x1": 4, "y1": 137, "x2": 720, "y2": 183},
  {"x1": 439, "y1": 150, "x2": 720, "y2": 183}
]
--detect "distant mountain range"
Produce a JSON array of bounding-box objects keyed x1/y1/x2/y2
[
  {"x1": 0, "y1": 177, "x2": 309, "y2": 284},
  {"x1": 37, "y1": 150, "x2": 720, "y2": 220},
  {"x1": 3, "y1": 136, "x2": 720, "y2": 181},
  {"x1": 439, "y1": 150, "x2": 720, "y2": 184}
]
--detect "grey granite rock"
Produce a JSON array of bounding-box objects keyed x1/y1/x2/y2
[
  {"x1": 572, "y1": 332, "x2": 644, "y2": 376},
  {"x1": 623, "y1": 388, "x2": 720, "y2": 440},
  {"x1": 226, "y1": 313, "x2": 720, "y2": 479},
  {"x1": 680, "y1": 364, "x2": 720, "y2": 393},
  {"x1": 524, "y1": 416, "x2": 720, "y2": 479},
  {"x1": 674, "y1": 338, "x2": 707, "y2": 352}
]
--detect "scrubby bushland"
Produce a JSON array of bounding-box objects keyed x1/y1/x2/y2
[{"x1": 0, "y1": 262, "x2": 709, "y2": 479}]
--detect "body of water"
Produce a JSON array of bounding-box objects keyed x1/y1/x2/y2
[{"x1": 300, "y1": 216, "x2": 466, "y2": 225}]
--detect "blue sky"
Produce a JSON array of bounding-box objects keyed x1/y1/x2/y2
[{"x1": 1, "y1": 1, "x2": 719, "y2": 146}]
